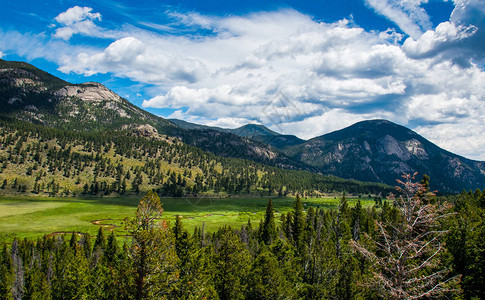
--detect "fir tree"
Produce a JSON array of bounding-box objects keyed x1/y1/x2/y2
[
  {"x1": 105, "y1": 231, "x2": 118, "y2": 264},
  {"x1": 292, "y1": 195, "x2": 305, "y2": 252},
  {"x1": 260, "y1": 199, "x2": 277, "y2": 245},
  {"x1": 93, "y1": 227, "x2": 106, "y2": 252}
]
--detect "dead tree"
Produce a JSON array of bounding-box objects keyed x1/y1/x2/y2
[{"x1": 351, "y1": 173, "x2": 460, "y2": 299}]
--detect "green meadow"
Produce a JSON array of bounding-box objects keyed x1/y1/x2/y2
[{"x1": 0, "y1": 195, "x2": 376, "y2": 243}]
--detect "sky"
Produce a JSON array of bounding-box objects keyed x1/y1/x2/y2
[{"x1": 0, "y1": 0, "x2": 484, "y2": 160}]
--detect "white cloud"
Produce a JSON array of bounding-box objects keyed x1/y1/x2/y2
[
  {"x1": 167, "y1": 110, "x2": 257, "y2": 129},
  {"x1": 133, "y1": 11, "x2": 415, "y2": 128},
  {"x1": 59, "y1": 36, "x2": 209, "y2": 84},
  {"x1": 402, "y1": 21, "x2": 477, "y2": 58},
  {"x1": 402, "y1": 0, "x2": 485, "y2": 63},
  {"x1": 130, "y1": 9, "x2": 485, "y2": 159},
  {"x1": 53, "y1": 6, "x2": 107, "y2": 40},
  {"x1": 415, "y1": 121, "x2": 485, "y2": 161},
  {"x1": 0, "y1": 51, "x2": 3, "y2": 58},
  {"x1": 3, "y1": 5, "x2": 485, "y2": 160},
  {"x1": 364, "y1": 0, "x2": 433, "y2": 38},
  {"x1": 0, "y1": 29, "x2": 92, "y2": 63},
  {"x1": 55, "y1": 6, "x2": 101, "y2": 26}
]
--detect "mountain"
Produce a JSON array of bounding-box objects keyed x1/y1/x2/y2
[
  {"x1": 1, "y1": 59, "x2": 483, "y2": 192},
  {"x1": 170, "y1": 117, "x2": 485, "y2": 192},
  {"x1": 246, "y1": 133, "x2": 306, "y2": 149},
  {"x1": 283, "y1": 119, "x2": 485, "y2": 193},
  {"x1": 0, "y1": 59, "x2": 308, "y2": 170},
  {"x1": 170, "y1": 119, "x2": 305, "y2": 149},
  {"x1": 231, "y1": 124, "x2": 279, "y2": 137},
  {"x1": 230, "y1": 124, "x2": 305, "y2": 149},
  {"x1": 169, "y1": 118, "x2": 230, "y2": 132},
  {"x1": 0, "y1": 59, "x2": 175, "y2": 136},
  {"x1": 169, "y1": 127, "x2": 310, "y2": 170}
]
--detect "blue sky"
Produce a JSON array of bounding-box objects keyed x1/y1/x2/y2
[{"x1": 1, "y1": 0, "x2": 484, "y2": 160}]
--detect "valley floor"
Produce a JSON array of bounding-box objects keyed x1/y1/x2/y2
[{"x1": 0, "y1": 194, "x2": 374, "y2": 242}]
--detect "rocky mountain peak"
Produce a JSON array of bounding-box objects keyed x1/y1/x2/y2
[
  {"x1": 283, "y1": 119, "x2": 485, "y2": 192},
  {"x1": 54, "y1": 83, "x2": 121, "y2": 103},
  {"x1": 0, "y1": 59, "x2": 174, "y2": 133}
]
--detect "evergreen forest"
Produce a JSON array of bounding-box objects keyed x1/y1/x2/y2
[
  {"x1": 0, "y1": 118, "x2": 390, "y2": 198},
  {"x1": 1, "y1": 175, "x2": 484, "y2": 299}
]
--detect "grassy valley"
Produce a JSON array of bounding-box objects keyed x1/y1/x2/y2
[{"x1": 0, "y1": 194, "x2": 376, "y2": 242}]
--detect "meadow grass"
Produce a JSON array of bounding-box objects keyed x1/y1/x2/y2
[{"x1": 0, "y1": 195, "x2": 376, "y2": 242}]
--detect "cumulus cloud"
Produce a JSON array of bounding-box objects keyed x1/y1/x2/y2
[
  {"x1": 55, "y1": 6, "x2": 100, "y2": 25},
  {"x1": 402, "y1": 21, "x2": 477, "y2": 58},
  {"x1": 415, "y1": 121, "x2": 485, "y2": 161},
  {"x1": 4, "y1": 5, "x2": 485, "y2": 160},
  {"x1": 133, "y1": 11, "x2": 415, "y2": 128},
  {"x1": 0, "y1": 51, "x2": 3, "y2": 58},
  {"x1": 142, "y1": 9, "x2": 485, "y2": 160},
  {"x1": 53, "y1": 6, "x2": 107, "y2": 40},
  {"x1": 402, "y1": 0, "x2": 485, "y2": 65},
  {"x1": 59, "y1": 36, "x2": 209, "y2": 84}
]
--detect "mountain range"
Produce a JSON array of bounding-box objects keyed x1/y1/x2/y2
[{"x1": 1, "y1": 58, "x2": 484, "y2": 193}]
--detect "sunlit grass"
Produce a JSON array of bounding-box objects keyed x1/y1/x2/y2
[{"x1": 0, "y1": 195, "x2": 376, "y2": 242}]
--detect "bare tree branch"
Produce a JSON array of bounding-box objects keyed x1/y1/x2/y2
[{"x1": 350, "y1": 173, "x2": 460, "y2": 299}]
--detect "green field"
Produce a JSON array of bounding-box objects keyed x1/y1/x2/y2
[{"x1": 0, "y1": 195, "x2": 376, "y2": 242}]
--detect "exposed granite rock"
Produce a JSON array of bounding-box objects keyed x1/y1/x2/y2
[{"x1": 55, "y1": 83, "x2": 121, "y2": 103}]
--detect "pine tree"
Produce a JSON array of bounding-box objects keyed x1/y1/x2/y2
[
  {"x1": 351, "y1": 199, "x2": 365, "y2": 241},
  {"x1": 80, "y1": 233, "x2": 92, "y2": 259},
  {"x1": 69, "y1": 232, "x2": 78, "y2": 250},
  {"x1": 126, "y1": 191, "x2": 179, "y2": 299},
  {"x1": 93, "y1": 227, "x2": 106, "y2": 252},
  {"x1": 245, "y1": 248, "x2": 290, "y2": 299},
  {"x1": 446, "y1": 190, "x2": 485, "y2": 299},
  {"x1": 260, "y1": 199, "x2": 276, "y2": 245},
  {"x1": 105, "y1": 231, "x2": 118, "y2": 264},
  {"x1": 292, "y1": 195, "x2": 305, "y2": 252},
  {"x1": 24, "y1": 262, "x2": 51, "y2": 300},
  {"x1": 212, "y1": 228, "x2": 251, "y2": 300},
  {"x1": 0, "y1": 244, "x2": 13, "y2": 299}
]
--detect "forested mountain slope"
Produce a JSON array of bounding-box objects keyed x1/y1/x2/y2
[
  {"x1": 283, "y1": 120, "x2": 485, "y2": 192},
  {"x1": 170, "y1": 119, "x2": 305, "y2": 149},
  {"x1": 2, "y1": 59, "x2": 483, "y2": 193},
  {"x1": 0, "y1": 118, "x2": 390, "y2": 197},
  {"x1": 0, "y1": 59, "x2": 173, "y2": 134},
  {"x1": 172, "y1": 117, "x2": 485, "y2": 193},
  {"x1": 0, "y1": 59, "x2": 310, "y2": 171}
]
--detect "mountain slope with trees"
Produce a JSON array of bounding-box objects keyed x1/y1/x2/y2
[
  {"x1": 1, "y1": 59, "x2": 484, "y2": 193},
  {"x1": 0, "y1": 59, "x2": 312, "y2": 171},
  {"x1": 0, "y1": 59, "x2": 174, "y2": 134},
  {"x1": 170, "y1": 118, "x2": 485, "y2": 192},
  {"x1": 0, "y1": 118, "x2": 390, "y2": 197},
  {"x1": 282, "y1": 120, "x2": 485, "y2": 193},
  {"x1": 170, "y1": 119, "x2": 306, "y2": 149}
]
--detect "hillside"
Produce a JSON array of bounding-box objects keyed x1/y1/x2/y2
[
  {"x1": 0, "y1": 59, "x2": 311, "y2": 170},
  {"x1": 0, "y1": 59, "x2": 174, "y2": 134},
  {"x1": 1, "y1": 59, "x2": 483, "y2": 193},
  {"x1": 171, "y1": 117, "x2": 485, "y2": 192},
  {"x1": 0, "y1": 118, "x2": 390, "y2": 197},
  {"x1": 170, "y1": 119, "x2": 305, "y2": 149},
  {"x1": 283, "y1": 120, "x2": 485, "y2": 192}
]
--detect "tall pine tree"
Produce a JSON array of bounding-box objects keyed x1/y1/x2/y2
[{"x1": 260, "y1": 199, "x2": 276, "y2": 245}]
